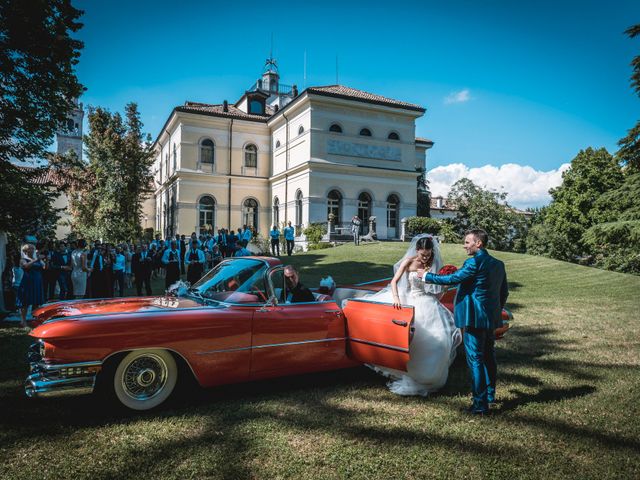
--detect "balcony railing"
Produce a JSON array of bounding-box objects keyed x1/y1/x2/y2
[{"x1": 248, "y1": 81, "x2": 294, "y2": 96}]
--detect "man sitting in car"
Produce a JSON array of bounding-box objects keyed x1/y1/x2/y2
[{"x1": 284, "y1": 265, "x2": 314, "y2": 303}]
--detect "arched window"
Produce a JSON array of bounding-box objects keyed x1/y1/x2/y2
[
  {"x1": 272, "y1": 197, "x2": 280, "y2": 226},
  {"x1": 388, "y1": 132, "x2": 400, "y2": 140},
  {"x1": 243, "y1": 198, "x2": 259, "y2": 230},
  {"x1": 357, "y1": 192, "x2": 372, "y2": 233},
  {"x1": 275, "y1": 140, "x2": 281, "y2": 149},
  {"x1": 298, "y1": 125, "x2": 304, "y2": 135},
  {"x1": 327, "y1": 189, "x2": 342, "y2": 225},
  {"x1": 329, "y1": 124, "x2": 342, "y2": 133},
  {"x1": 200, "y1": 139, "x2": 214, "y2": 164},
  {"x1": 244, "y1": 144, "x2": 257, "y2": 168},
  {"x1": 66, "y1": 118, "x2": 74, "y2": 131},
  {"x1": 359, "y1": 128, "x2": 372, "y2": 137},
  {"x1": 295, "y1": 190, "x2": 303, "y2": 227},
  {"x1": 198, "y1": 196, "x2": 216, "y2": 233},
  {"x1": 386, "y1": 194, "x2": 399, "y2": 232}
]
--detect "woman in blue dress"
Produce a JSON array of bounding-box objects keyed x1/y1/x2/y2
[{"x1": 17, "y1": 243, "x2": 45, "y2": 327}]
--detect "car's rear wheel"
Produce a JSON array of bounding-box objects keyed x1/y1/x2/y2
[{"x1": 113, "y1": 349, "x2": 177, "y2": 410}]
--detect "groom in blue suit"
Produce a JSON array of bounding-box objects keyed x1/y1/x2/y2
[{"x1": 421, "y1": 229, "x2": 508, "y2": 414}]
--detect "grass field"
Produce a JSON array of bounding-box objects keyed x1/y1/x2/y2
[{"x1": 1, "y1": 242, "x2": 639, "y2": 479}]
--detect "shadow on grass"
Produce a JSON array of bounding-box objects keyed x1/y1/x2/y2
[{"x1": 1, "y1": 314, "x2": 638, "y2": 477}]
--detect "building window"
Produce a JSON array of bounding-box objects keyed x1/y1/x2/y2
[
  {"x1": 172, "y1": 144, "x2": 177, "y2": 170},
  {"x1": 295, "y1": 190, "x2": 303, "y2": 227},
  {"x1": 327, "y1": 189, "x2": 342, "y2": 224},
  {"x1": 275, "y1": 140, "x2": 281, "y2": 149},
  {"x1": 200, "y1": 139, "x2": 215, "y2": 164},
  {"x1": 329, "y1": 124, "x2": 342, "y2": 133},
  {"x1": 387, "y1": 194, "x2": 399, "y2": 229},
  {"x1": 244, "y1": 144, "x2": 257, "y2": 168},
  {"x1": 249, "y1": 100, "x2": 264, "y2": 114},
  {"x1": 388, "y1": 132, "x2": 400, "y2": 140},
  {"x1": 298, "y1": 125, "x2": 304, "y2": 135},
  {"x1": 357, "y1": 192, "x2": 372, "y2": 233},
  {"x1": 165, "y1": 153, "x2": 169, "y2": 178},
  {"x1": 243, "y1": 198, "x2": 259, "y2": 230},
  {"x1": 273, "y1": 197, "x2": 280, "y2": 226},
  {"x1": 359, "y1": 128, "x2": 372, "y2": 137},
  {"x1": 198, "y1": 195, "x2": 216, "y2": 233}
]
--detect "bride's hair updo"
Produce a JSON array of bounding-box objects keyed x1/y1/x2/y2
[{"x1": 415, "y1": 236, "x2": 434, "y2": 252}]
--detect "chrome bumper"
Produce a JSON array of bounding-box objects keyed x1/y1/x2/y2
[{"x1": 25, "y1": 342, "x2": 102, "y2": 399}]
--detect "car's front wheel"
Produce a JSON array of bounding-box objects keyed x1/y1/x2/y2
[{"x1": 112, "y1": 349, "x2": 177, "y2": 410}]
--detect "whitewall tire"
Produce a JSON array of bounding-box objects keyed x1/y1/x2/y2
[{"x1": 113, "y1": 349, "x2": 177, "y2": 410}]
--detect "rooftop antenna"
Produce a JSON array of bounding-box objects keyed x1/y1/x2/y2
[{"x1": 264, "y1": 33, "x2": 278, "y2": 73}]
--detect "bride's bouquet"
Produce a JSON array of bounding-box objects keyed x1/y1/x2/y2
[{"x1": 438, "y1": 264, "x2": 458, "y2": 275}]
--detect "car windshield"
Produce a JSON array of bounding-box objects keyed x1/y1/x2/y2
[{"x1": 189, "y1": 258, "x2": 269, "y2": 304}]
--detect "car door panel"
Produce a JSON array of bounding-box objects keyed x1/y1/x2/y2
[
  {"x1": 342, "y1": 298, "x2": 413, "y2": 372},
  {"x1": 251, "y1": 301, "x2": 348, "y2": 377}
]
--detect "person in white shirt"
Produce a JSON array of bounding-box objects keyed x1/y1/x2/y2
[
  {"x1": 234, "y1": 240, "x2": 252, "y2": 257},
  {"x1": 113, "y1": 246, "x2": 126, "y2": 297},
  {"x1": 242, "y1": 225, "x2": 252, "y2": 243},
  {"x1": 269, "y1": 225, "x2": 280, "y2": 256},
  {"x1": 284, "y1": 221, "x2": 295, "y2": 256}
]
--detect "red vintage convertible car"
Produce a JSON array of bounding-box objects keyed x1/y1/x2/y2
[{"x1": 25, "y1": 257, "x2": 512, "y2": 410}]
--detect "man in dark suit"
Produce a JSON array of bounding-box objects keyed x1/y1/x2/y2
[
  {"x1": 132, "y1": 243, "x2": 153, "y2": 296},
  {"x1": 422, "y1": 229, "x2": 508, "y2": 415},
  {"x1": 50, "y1": 242, "x2": 72, "y2": 299},
  {"x1": 284, "y1": 265, "x2": 314, "y2": 303}
]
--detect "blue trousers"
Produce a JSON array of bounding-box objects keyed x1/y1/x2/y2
[{"x1": 463, "y1": 327, "x2": 497, "y2": 412}]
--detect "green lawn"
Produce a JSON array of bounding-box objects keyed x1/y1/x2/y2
[{"x1": 1, "y1": 242, "x2": 639, "y2": 479}]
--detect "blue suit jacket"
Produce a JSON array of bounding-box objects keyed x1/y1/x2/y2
[{"x1": 424, "y1": 249, "x2": 508, "y2": 330}]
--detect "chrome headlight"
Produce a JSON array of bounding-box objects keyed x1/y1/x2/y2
[{"x1": 27, "y1": 340, "x2": 45, "y2": 363}]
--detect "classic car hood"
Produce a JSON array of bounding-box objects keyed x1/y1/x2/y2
[{"x1": 31, "y1": 296, "x2": 202, "y2": 326}]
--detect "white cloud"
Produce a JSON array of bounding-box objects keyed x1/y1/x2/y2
[
  {"x1": 427, "y1": 162, "x2": 570, "y2": 209},
  {"x1": 444, "y1": 89, "x2": 471, "y2": 104}
]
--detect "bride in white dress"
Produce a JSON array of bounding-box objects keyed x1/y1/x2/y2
[{"x1": 368, "y1": 234, "x2": 462, "y2": 396}]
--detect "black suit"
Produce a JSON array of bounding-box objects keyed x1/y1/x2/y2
[
  {"x1": 132, "y1": 251, "x2": 153, "y2": 295},
  {"x1": 51, "y1": 251, "x2": 72, "y2": 299}
]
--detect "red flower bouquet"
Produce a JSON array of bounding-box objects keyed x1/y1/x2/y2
[{"x1": 438, "y1": 264, "x2": 458, "y2": 275}]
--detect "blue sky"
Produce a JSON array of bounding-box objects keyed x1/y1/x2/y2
[{"x1": 72, "y1": 0, "x2": 639, "y2": 207}]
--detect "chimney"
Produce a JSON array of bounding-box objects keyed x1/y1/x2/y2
[
  {"x1": 292, "y1": 84, "x2": 298, "y2": 97},
  {"x1": 223, "y1": 100, "x2": 228, "y2": 112}
]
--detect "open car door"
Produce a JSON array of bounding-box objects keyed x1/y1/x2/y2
[{"x1": 342, "y1": 298, "x2": 414, "y2": 372}]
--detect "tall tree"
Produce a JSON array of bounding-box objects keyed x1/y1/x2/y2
[
  {"x1": 579, "y1": 25, "x2": 640, "y2": 274},
  {"x1": 0, "y1": 0, "x2": 84, "y2": 236},
  {"x1": 539, "y1": 147, "x2": 623, "y2": 259},
  {"x1": 447, "y1": 178, "x2": 525, "y2": 251},
  {"x1": 617, "y1": 24, "x2": 640, "y2": 171},
  {"x1": 67, "y1": 103, "x2": 154, "y2": 242}
]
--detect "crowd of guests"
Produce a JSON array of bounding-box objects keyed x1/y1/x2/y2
[{"x1": 3, "y1": 224, "x2": 298, "y2": 327}]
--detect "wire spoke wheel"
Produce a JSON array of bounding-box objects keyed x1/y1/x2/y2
[{"x1": 113, "y1": 350, "x2": 177, "y2": 410}]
